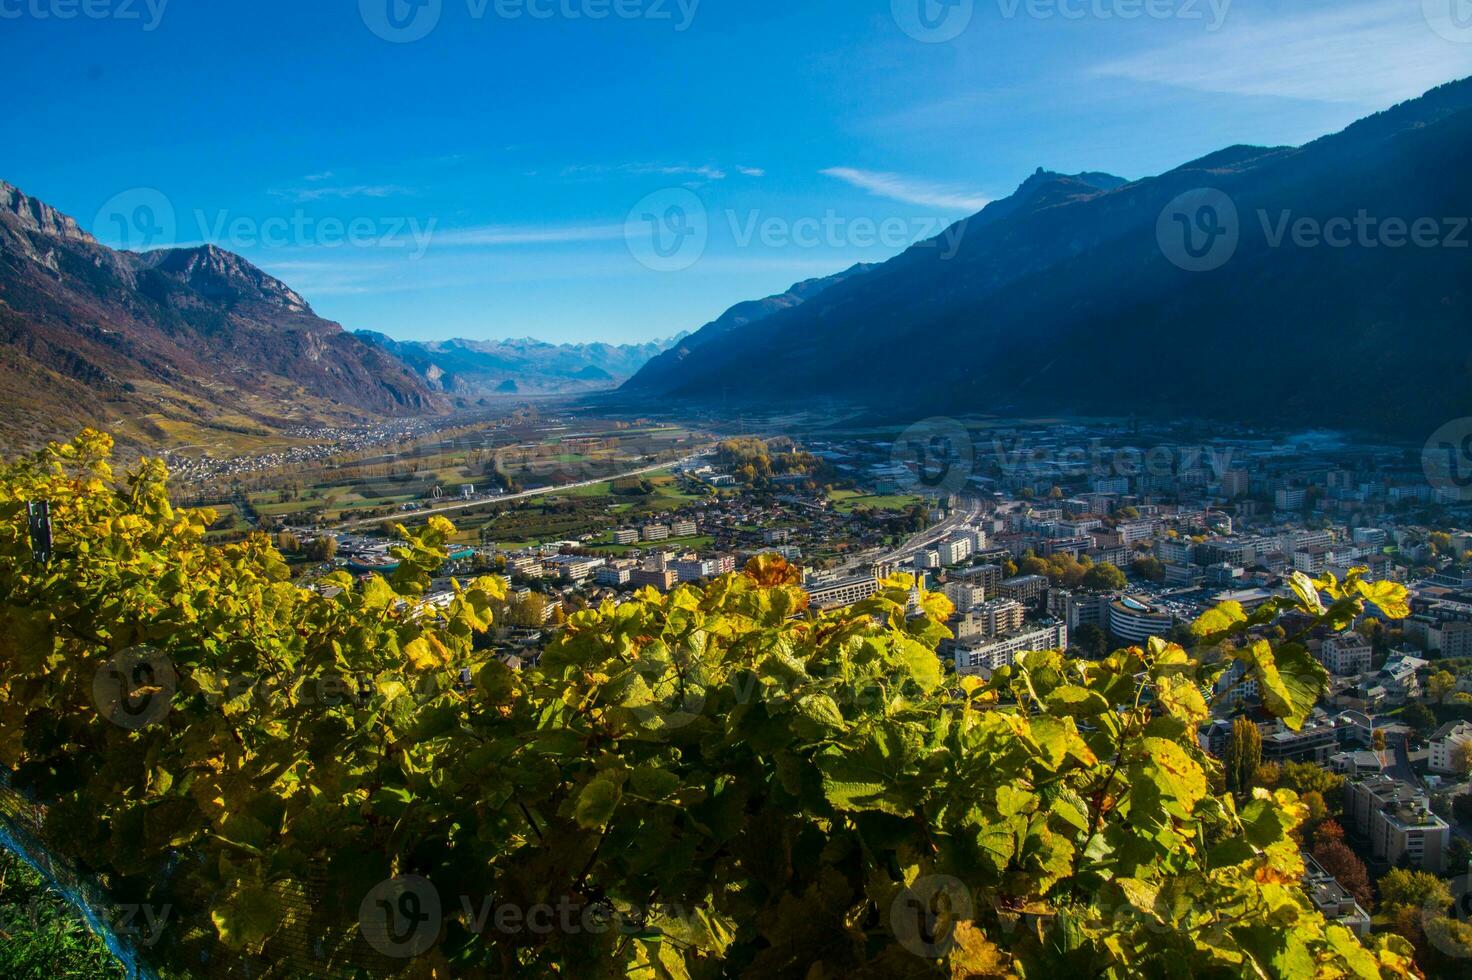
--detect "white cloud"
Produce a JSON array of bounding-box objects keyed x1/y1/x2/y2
[
  {"x1": 430, "y1": 223, "x2": 626, "y2": 247},
  {"x1": 1092, "y1": 1, "x2": 1469, "y2": 109},
  {"x1": 820, "y1": 167, "x2": 989, "y2": 211},
  {"x1": 280, "y1": 183, "x2": 413, "y2": 202}
]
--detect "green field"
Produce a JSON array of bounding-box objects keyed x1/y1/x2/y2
[{"x1": 828, "y1": 489, "x2": 923, "y2": 514}]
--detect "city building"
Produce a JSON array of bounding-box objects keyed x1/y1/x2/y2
[
  {"x1": 1343, "y1": 775, "x2": 1450, "y2": 873},
  {"x1": 998, "y1": 574, "x2": 1048, "y2": 606},
  {"x1": 954, "y1": 623, "x2": 1069, "y2": 677},
  {"x1": 1107, "y1": 596, "x2": 1174, "y2": 644},
  {"x1": 807, "y1": 575, "x2": 880, "y2": 610},
  {"x1": 1319, "y1": 633, "x2": 1373, "y2": 677},
  {"x1": 1427, "y1": 720, "x2": 1472, "y2": 775}
]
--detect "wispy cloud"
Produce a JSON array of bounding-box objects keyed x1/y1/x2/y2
[
  {"x1": 820, "y1": 167, "x2": 989, "y2": 211},
  {"x1": 430, "y1": 223, "x2": 626, "y2": 247},
  {"x1": 1092, "y1": 0, "x2": 1468, "y2": 109},
  {"x1": 559, "y1": 162, "x2": 766, "y2": 183},
  {"x1": 274, "y1": 183, "x2": 414, "y2": 202}
]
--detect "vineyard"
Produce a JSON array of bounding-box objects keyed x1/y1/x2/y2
[{"x1": 0, "y1": 432, "x2": 1428, "y2": 977}]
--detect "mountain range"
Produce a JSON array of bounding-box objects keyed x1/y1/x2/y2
[
  {"x1": 622, "y1": 78, "x2": 1472, "y2": 438},
  {"x1": 356, "y1": 332, "x2": 686, "y2": 400},
  {"x1": 0, "y1": 181, "x2": 444, "y2": 450}
]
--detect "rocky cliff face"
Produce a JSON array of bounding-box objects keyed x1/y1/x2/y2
[{"x1": 0, "y1": 181, "x2": 445, "y2": 450}]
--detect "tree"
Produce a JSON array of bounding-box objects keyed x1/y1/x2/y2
[
  {"x1": 1279, "y1": 760, "x2": 1345, "y2": 802},
  {"x1": 1402, "y1": 702, "x2": 1437, "y2": 737},
  {"x1": 1081, "y1": 562, "x2": 1127, "y2": 593},
  {"x1": 1452, "y1": 791, "x2": 1472, "y2": 827},
  {"x1": 1378, "y1": 868, "x2": 1453, "y2": 913},
  {"x1": 1373, "y1": 728, "x2": 1388, "y2": 752},
  {"x1": 1072, "y1": 623, "x2": 1110, "y2": 660},
  {"x1": 1452, "y1": 740, "x2": 1472, "y2": 779},
  {"x1": 1428, "y1": 670, "x2": 1458, "y2": 705},
  {"x1": 1131, "y1": 555, "x2": 1166, "y2": 583},
  {"x1": 275, "y1": 530, "x2": 301, "y2": 553},
  {"x1": 1313, "y1": 840, "x2": 1373, "y2": 911},
  {"x1": 1315, "y1": 818, "x2": 1346, "y2": 846},
  {"x1": 0, "y1": 432, "x2": 1423, "y2": 977},
  {"x1": 305, "y1": 535, "x2": 338, "y2": 561},
  {"x1": 1226, "y1": 717, "x2": 1262, "y2": 800}
]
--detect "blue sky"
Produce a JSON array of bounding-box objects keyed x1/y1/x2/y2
[{"x1": 2, "y1": 0, "x2": 1469, "y2": 344}]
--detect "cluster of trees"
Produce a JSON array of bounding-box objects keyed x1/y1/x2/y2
[
  {"x1": 1016, "y1": 551, "x2": 1127, "y2": 592},
  {"x1": 272, "y1": 531, "x2": 337, "y2": 561},
  {"x1": 0, "y1": 432, "x2": 1436, "y2": 976},
  {"x1": 716, "y1": 437, "x2": 822, "y2": 488}
]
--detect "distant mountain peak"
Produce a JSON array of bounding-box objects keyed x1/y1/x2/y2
[
  {"x1": 0, "y1": 180, "x2": 96, "y2": 244},
  {"x1": 135, "y1": 243, "x2": 312, "y2": 314}
]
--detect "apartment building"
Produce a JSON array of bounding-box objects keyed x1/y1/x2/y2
[
  {"x1": 943, "y1": 580, "x2": 986, "y2": 614},
  {"x1": 1343, "y1": 775, "x2": 1450, "y2": 873},
  {"x1": 807, "y1": 575, "x2": 880, "y2": 610},
  {"x1": 954, "y1": 623, "x2": 1068, "y2": 677},
  {"x1": 1428, "y1": 720, "x2": 1472, "y2": 775},
  {"x1": 1320, "y1": 632, "x2": 1373, "y2": 677}
]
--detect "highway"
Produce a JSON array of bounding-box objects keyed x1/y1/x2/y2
[
  {"x1": 879, "y1": 495, "x2": 987, "y2": 566},
  {"x1": 336, "y1": 451, "x2": 712, "y2": 529}
]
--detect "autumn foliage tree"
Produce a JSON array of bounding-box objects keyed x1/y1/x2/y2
[
  {"x1": 1312, "y1": 840, "x2": 1373, "y2": 911},
  {"x1": 0, "y1": 433, "x2": 1423, "y2": 977}
]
